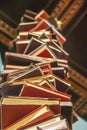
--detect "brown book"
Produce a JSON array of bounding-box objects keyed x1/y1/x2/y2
[
  {"x1": 19, "y1": 82, "x2": 71, "y2": 101},
  {"x1": 18, "y1": 32, "x2": 39, "y2": 40},
  {"x1": 1, "y1": 96, "x2": 60, "y2": 129},
  {"x1": 19, "y1": 22, "x2": 38, "y2": 32},
  {"x1": 4, "y1": 52, "x2": 47, "y2": 67},
  {"x1": 7, "y1": 65, "x2": 43, "y2": 82},
  {"x1": 16, "y1": 40, "x2": 30, "y2": 53},
  {"x1": 21, "y1": 9, "x2": 37, "y2": 22},
  {"x1": 5, "y1": 64, "x2": 29, "y2": 70},
  {"x1": 4, "y1": 105, "x2": 54, "y2": 130},
  {"x1": 24, "y1": 9, "x2": 37, "y2": 18}
]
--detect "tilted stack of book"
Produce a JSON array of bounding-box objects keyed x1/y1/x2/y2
[{"x1": 0, "y1": 9, "x2": 77, "y2": 130}]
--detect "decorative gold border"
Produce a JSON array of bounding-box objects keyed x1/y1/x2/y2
[
  {"x1": 0, "y1": 33, "x2": 12, "y2": 47},
  {"x1": 68, "y1": 67, "x2": 87, "y2": 118},
  {"x1": 69, "y1": 67, "x2": 87, "y2": 89},
  {"x1": 0, "y1": 20, "x2": 16, "y2": 39},
  {"x1": 51, "y1": 0, "x2": 72, "y2": 18},
  {"x1": 60, "y1": 0, "x2": 84, "y2": 29}
]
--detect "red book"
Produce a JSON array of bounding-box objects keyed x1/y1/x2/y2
[
  {"x1": 1, "y1": 97, "x2": 60, "y2": 129},
  {"x1": 31, "y1": 44, "x2": 57, "y2": 59},
  {"x1": 35, "y1": 10, "x2": 49, "y2": 22},
  {"x1": 30, "y1": 19, "x2": 50, "y2": 32},
  {"x1": 4, "y1": 105, "x2": 55, "y2": 130},
  {"x1": 19, "y1": 82, "x2": 71, "y2": 101}
]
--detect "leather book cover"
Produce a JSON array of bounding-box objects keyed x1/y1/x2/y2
[
  {"x1": 19, "y1": 82, "x2": 71, "y2": 101},
  {"x1": 31, "y1": 44, "x2": 57, "y2": 59},
  {"x1": 19, "y1": 22, "x2": 38, "y2": 32},
  {"x1": 16, "y1": 40, "x2": 29, "y2": 53},
  {"x1": 35, "y1": 10, "x2": 49, "y2": 22},
  {"x1": 1, "y1": 97, "x2": 60, "y2": 129},
  {"x1": 4, "y1": 105, "x2": 54, "y2": 130}
]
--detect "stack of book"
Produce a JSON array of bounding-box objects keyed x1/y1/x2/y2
[{"x1": 0, "y1": 10, "x2": 75, "y2": 130}]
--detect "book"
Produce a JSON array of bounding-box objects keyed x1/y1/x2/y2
[
  {"x1": 19, "y1": 22, "x2": 38, "y2": 32},
  {"x1": 9, "y1": 72, "x2": 70, "y2": 92},
  {"x1": 21, "y1": 14, "x2": 35, "y2": 22},
  {"x1": 24, "y1": 9, "x2": 37, "y2": 18},
  {"x1": 4, "y1": 105, "x2": 54, "y2": 130},
  {"x1": 20, "y1": 114, "x2": 62, "y2": 130},
  {"x1": 2, "y1": 83, "x2": 22, "y2": 97},
  {"x1": 31, "y1": 44, "x2": 57, "y2": 59},
  {"x1": 37, "y1": 118, "x2": 70, "y2": 130},
  {"x1": 16, "y1": 40, "x2": 30, "y2": 53},
  {"x1": 30, "y1": 19, "x2": 50, "y2": 32},
  {"x1": 5, "y1": 64, "x2": 29, "y2": 70},
  {"x1": 51, "y1": 26, "x2": 66, "y2": 44},
  {"x1": 60, "y1": 101, "x2": 73, "y2": 128},
  {"x1": 8, "y1": 75, "x2": 55, "y2": 90},
  {"x1": 4, "y1": 52, "x2": 47, "y2": 66},
  {"x1": 51, "y1": 39, "x2": 69, "y2": 60},
  {"x1": 19, "y1": 81, "x2": 71, "y2": 101},
  {"x1": 23, "y1": 37, "x2": 45, "y2": 54},
  {"x1": 1, "y1": 96, "x2": 60, "y2": 129},
  {"x1": 35, "y1": 10, "x2": 49, "y2": 22},
  {"x1": 52, "y1": 67, "x2": 65, "y2": 79},
  {"x1": 7, "y1": 65, "x2": 43, "y2": 82},
  {"x1": 21, "y1": 9, "x2": 37, "y2": 22}
]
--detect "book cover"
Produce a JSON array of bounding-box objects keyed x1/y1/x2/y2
[
  {"x1": 19, "y1": 82, "x2": 71, "y2": 101},
  {"x1": 4, "y1": 105, "x2": 54, "y2": 130},
  {"x1": 1, "y1": 97, "x2": 60, "y2": 129}
]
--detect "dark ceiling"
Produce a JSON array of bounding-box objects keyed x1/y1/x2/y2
[{"x1": 0, "y1": 0, "x2": 87, "y2": 77}]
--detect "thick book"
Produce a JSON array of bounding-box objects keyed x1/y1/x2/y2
[
  {"x1": 4, "y1": 105, "x2": 54, "y2": 130},
  {"x1": 19, "y1": 82, "x2": 71, "y2": 101},
  {"x1": 1, "y1": 96, "x2": 60, "y2": 129}
]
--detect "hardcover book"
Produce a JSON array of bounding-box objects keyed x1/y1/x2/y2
[
  {"x1": 4, "y1": 105, "x2": 54, "y2": 130},
  {"x1": 19, "y1": 81, "x2": 71, "y2": 101},
  {"x1": 1, "y1": 97, "x2": 60, "y2": 129}
]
